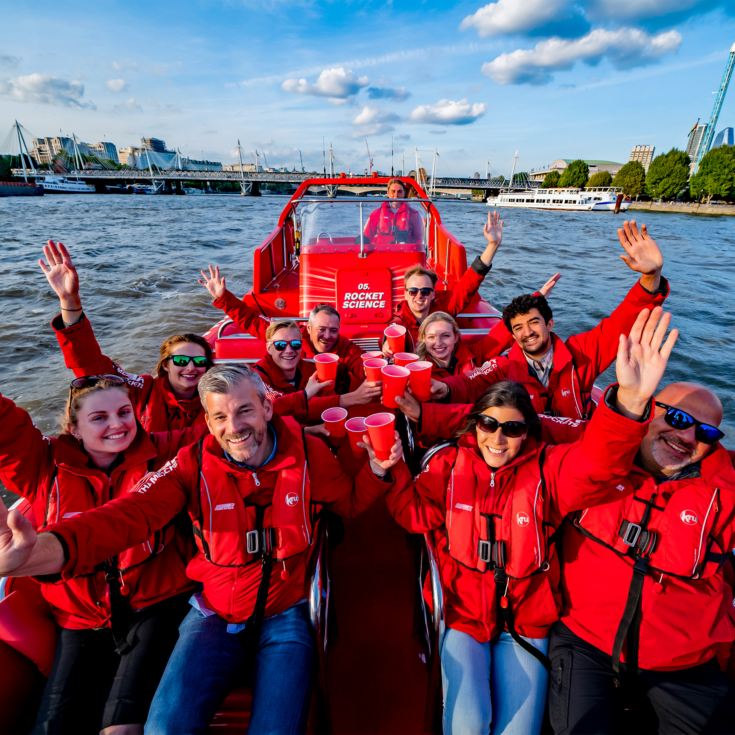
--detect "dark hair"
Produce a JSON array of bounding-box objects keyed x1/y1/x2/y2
[
  {"x1": 502, "y1": 294, "x2": 553, "y2": 331},
  {"x1": 404, "y1": 265, "x2": 438, "y2": 288},
  {"x1": 457, "y1": 380, "x2": 541, "y2": 440},
  {"x1": 155, "y1": 334, "x2": 213, "y2": 377}
]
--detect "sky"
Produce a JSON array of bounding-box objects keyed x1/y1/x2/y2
[{"x1": 1, "y1": 0, "x2": 734, "y2": 177}]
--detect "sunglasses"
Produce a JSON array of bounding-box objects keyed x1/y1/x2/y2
[
  {"x1": 167, "y1": 355, "x2": 211, "y2": 368},
  {"x1": 70, "y1": 374, "x2": 126, "y2": 390},
  {"x1": 655, "y1": 402, "x2": 724, "y2": 444},
  {"x1": 475, "y1": 414, "x2": 528, "y2": 438},
  {"x1": 406, "y1": 287, "x2": 434, "y2": 297},
  {"x1": 271, "y1": 339, "x2": 303, "y2": 352}
]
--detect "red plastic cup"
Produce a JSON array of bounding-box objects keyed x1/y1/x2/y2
[
  {"x1": 314, "y1": 353, "x2": 339, "y2": 382},
  {"x1": 321, "y1": 406, "x2": 348, "y2": 439},
  {"x1": 360, "y1": 350, "x2": 384, "y2": 362},
  {"x1": 345, "y1": 417, "x2": 368, "y2": 454},
  {"x1": 393, "y1": 352, "x2": 419, "y2": 367},
  {"x1": 407, "y1": 360, "x2": 433, "y2": 401},
  {"x1": 381, "y1": 364, "x2": 410, "y2": 408},
  {"x1": 384, "y1": 324, "x2": 406, "y2": 353},
  {"x1": 364, "y1": 357, "x2": 387, "y2": 382},
  {"x1": 365, "y1": 412, "x2": 396, "y2": 461}
]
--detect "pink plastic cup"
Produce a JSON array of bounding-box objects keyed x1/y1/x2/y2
[
  {"x1": 314, "y1": 352, "x2": 339, "y2": 382},
  {"x1": 406, "y1": 360, "x2": 433, "y2": 401},
  {"x1": 393, "y1": 352, "x2": 419, "y2": 367},
  {"x1": 360, "y1": 350, "x2": 384, "y2": 362},
  {"x1": 345, "y1": 417, "x2": 368, "y2": 454},
  {"x1": 321, "y1": 406, "x2": 348, "y2": 439},
  {"x1": 363, "y1": 357, "x2": 387, "y2": 382},
  {"x1": 364, "y1": 412, "x2": 396, "y2": 461},
  {"x1": 380, "y1": 364, "x2": 410, "y2": 409},
  {"x1": 384, "y1": 324, "x2": 406, "y2": 353}
]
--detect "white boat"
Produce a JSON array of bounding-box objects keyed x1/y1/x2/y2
[
  {"x1": 487, "y1": 187, "x2": 630, "y2": 212},
  {"x1": 37, "y1": 174, "x2": 95, "y2": 194}
]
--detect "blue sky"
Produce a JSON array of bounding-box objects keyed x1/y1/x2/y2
[{"x1": 1, "y1": 0, "x2": 734, "y2": 176}]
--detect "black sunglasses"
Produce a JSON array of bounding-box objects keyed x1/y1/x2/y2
[
  {"x1": 167, "y1": 355, "x2": 210, "y2": 368},
  {"x1": 475, "y1": 414, "x2": 528, "y2": 438},
  {"x1": 406, "y1": 287, "x2": 434, "y2": 297},
  {"x1": 655, "y1": 402, "x2": 724, "y2": 444},
  {"x1": 70, "y1": 374, "x2": 126, "y2": 390},
  {"x1": 271, "y1": 339, "x2": 303, "y2": 352}
]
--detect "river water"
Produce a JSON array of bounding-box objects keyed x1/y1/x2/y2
[{"x1": 1, "y1": 193, "x2": 733, "y2": 469}]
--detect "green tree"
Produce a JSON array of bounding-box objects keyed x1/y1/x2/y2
[
  {"x1": 690, "y1": 146, "x2": 735, "y2": 202},
  {"x1": 612, "y1": 161, "x2": 646, "y2": 198},
  {"x1": 645, "y1": 148, "x2": 690, "y2": 201},
  {"x1": 557, "y1": 159, "x2": 589, "y2": 188},
  {"x1": 541, "y1": 170, "x2": 561, "y2": 188},
  {"x1": 586, "y1": 171, "x2": 612, "y2": 188},
  {"x1": 0, "y1": 155, "x2": 12, "y2": 179}
]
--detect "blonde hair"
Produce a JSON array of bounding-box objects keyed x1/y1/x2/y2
[
  {"x1": 62, "y1": 378, "x2": 131, "y2": 434},
  {"x1": 265, "y1": 320, "x2": 300, "y2": 341},
  {"x1": 155, "y1": 333, "x2": 213, "y2": 378},
  {"x1": 416, "y1": 311, "x2": 459, "y2": 363}
]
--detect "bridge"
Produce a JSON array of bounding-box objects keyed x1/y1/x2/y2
[{"x1": 11, "y1": 167, "x2": 516, "y2": 196}]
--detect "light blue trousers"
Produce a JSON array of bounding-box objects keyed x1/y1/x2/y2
[{"x1": 440, "y1": 628, "x2": 549, "y2": 735}]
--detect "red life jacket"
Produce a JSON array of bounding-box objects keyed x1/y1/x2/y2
[{"x1": 191, "y1": 435, "x2": 312, "y2": 566}]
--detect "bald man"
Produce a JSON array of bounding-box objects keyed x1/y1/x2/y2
[{"x1": 549, "y1": 382, "x2": 735, "y2": 734}]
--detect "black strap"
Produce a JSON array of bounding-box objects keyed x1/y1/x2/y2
[
  {"x1": 103, "y1": 558, "x2": 135, "y2": 655},
  {"x1": 241, "y1": 506, "x2": 274, "y2": 655}
]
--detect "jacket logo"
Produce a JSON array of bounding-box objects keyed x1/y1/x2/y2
[
  {"x1": 516, "y1": 512, "x2": 530, "y2": 527},
  {"x1": 285, "y1": 492, "x2": 300, "y2": 507},
  {"x1": 214, "y1": 503, "x2": 235, "y2": 511},
  {"x1": 680, "y1": 510, "x2": 698, "y2": 526},
  {"x1": 616, "y1": 484, "x2": 625, "y2": 492},
  {"x1": 561, "y1": 390, "x2": 571, "y2": 397},
  {"x1": 62, "y1": 512, "x2": 81, "y2": 518},
  {"x1": 454, "y1": 503, "x2": 473, "y2": 512}
]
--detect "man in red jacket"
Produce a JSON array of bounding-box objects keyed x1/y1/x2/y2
[
  {"x1": 0, "y1": 364, "x2": 401, "y2": 734},
  {"x1": 434, "y1": 221, "x2": 668, "y2": 418},
  {"x1": 549, "y1": 381, "x2": 735, "y2": 733}
]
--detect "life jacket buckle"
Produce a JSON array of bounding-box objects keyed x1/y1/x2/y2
[
  {"x1": 619, "y1": 520, "x2": 656, "y2": 557},
  {"x1": 478, "y1": 539, "x2": 506, "y2": 568},
  {"x1": 620, "y1": 521, "x2": 643, "y2": 548},
  {"x1": 478, "y1": 540, "x2": 492, "y2": 564},
  {"x1": 246, "y1": 530, "x2": 261, "y2": 555},
  {"x1": 246, "y1": 528, "x2": 276, "y2": 556}
]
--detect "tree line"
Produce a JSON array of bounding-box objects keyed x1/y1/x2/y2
[{"x1": 539, "y1": 147, "x2": 735, "y2": 202}]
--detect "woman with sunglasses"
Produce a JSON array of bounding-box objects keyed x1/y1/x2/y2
[
  {"x1": 40, "y1": 240, "x2": 212, "y2": 433},
  {"x1": 378, "y1": 307, "x2": 677, "y2": 735},
  {"x1": 0, "y1": 375, "x2": 200, "y2": 735}
]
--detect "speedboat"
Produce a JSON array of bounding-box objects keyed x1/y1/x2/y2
[
  {"x1": 0, "y1": 175, "x2": 499, "y2": 734},
  {"x1": 487, "y1": 186, "x2": 630, "y2": 212}
]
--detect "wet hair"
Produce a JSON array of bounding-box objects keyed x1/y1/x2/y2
[
  {"x1": 265, "y1": 319, "x2": 301, "y2": 341},
  {"x1": 309, "y1": 303, "x2": 340, "y2": 324},
  {"x1": 457, "y1": 380, "x2": 541, "y2": 441},
  {"x1": 386, "y1": 178, "x2": 407, "y2": 196},
  {"x1": 198, "y1": 364, "x2": 268, "y2": 409},
  {"x1": 417, "y1": 311, "x2": 459, "y2": 362},
  {"x1": 404, "y1": 265, "x2": 438, "y2": 288},
  {"x1": 155, "y1": 334, "x2": 213, "y2": 378},
  {"x1": 502, "y1": 294, "x2": 553, "y2": 331},
  {"x1": 62, "y1": 378, "x2": 131, "y2": 435}
]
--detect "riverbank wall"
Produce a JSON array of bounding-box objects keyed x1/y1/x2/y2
[{"x1": 628, "y1": 201, "x2": 735, "y2": 216}]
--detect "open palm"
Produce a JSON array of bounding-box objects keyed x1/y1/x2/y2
[
  {"x1": 617, "y1": 221, "x2": 663, "y2": 276},
  {"x1": 199, "y1": 264, "x2": 226, "y2": 300},
  {"x1": 38, "y1": 240, "x2": 79, "y2": 301}
]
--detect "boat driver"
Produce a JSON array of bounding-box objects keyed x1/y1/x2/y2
[{"x1": 363, "y1": 178, "x2": 424, "y2": 245}]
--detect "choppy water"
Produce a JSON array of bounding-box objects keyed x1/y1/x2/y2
[{"x1": 1, "y1": 193, "x2": 733, "y2": 456}]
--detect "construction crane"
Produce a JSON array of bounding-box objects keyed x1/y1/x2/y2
[
  {"x1": 694, "y1": 41, "x2": 735, "y2": 170},
  {"x1": 364, "y1": 138, "x2": 374, "y2": 175}
]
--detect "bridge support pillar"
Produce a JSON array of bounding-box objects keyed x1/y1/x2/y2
[{"x1": 240, "y1": 181, "x2": 261, "y2": 196}]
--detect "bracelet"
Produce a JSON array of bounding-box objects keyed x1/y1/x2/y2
[{"x1": 61, "y1": 306, "x2": 83, "y2": 312}]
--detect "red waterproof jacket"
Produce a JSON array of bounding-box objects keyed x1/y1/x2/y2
[
  {"x1": 560, "y1": 444, "x2": 735, "y2": 671},
  {"x1": 393, "y1": 258, "x2": 491, "y2": 348},
  {"x1": 53, "y1": 314, "x2": 205, "y2": 433},
  {"x1": 213, "y1": 289, "x2": 365, "y2": 383},
  {"x1": 441, "y1": 279, "x2": 669, "y2": 417},
  {"x1": 50, "y1": 416, "x2": 387, "y2": 623},
  {"x1": 0, "y1": 394, "x2": 198, "y2": 629},
  {"x1": 363, "y1": 202, "x2": 424, "y2": 245},
  {"x1": 385, "y1": 391, "x2": 649, "y2": 642}
]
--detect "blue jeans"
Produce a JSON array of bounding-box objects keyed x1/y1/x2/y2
[
  {"x1": 440, "y1": 628, "x2": 549, "y2": 735},
  {"x1": 145, "y1": 602, "x2": 314, "y2": 735}
]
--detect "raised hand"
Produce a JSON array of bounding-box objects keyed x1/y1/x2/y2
[
  {"x1": 539, "y1": 272, "x2": 561, "y2": 298},
  {"x1": 0, "y1": 501, "x2": 37, "y2": 576},
  {"x1": 199, "y1": 264, "x2": 226, "y2": 300},
  {"x1": 615, "y1": 307, "x2": 678, "y2": 419},
  {"x1": 617, "y1": 221, "x2": 663, "y2": 291},
  {"x1": 483, "y1": 211, "x2": 504, "y2": 247},
  {"x1": 38, "y1": 240, "x2": 81, "y2": 309},
  {"x1": 361, "y1": 430, "x2": 403, "y2": 477}
]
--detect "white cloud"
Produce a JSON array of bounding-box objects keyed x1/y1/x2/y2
[
  {"x1": 106, "y1": 78, "x2": 127, "y2": 93},
  {"x1": 282, "y1": 67, "x2": 369, "y2": 101},
  {"x1": 461, "y1": 0, "x2": 571, "y2": 36},
  {"x1": 352, "y1": 105, "x2": 399, "y2": 136},
  {"x1": 113, "y1": 97, "x2": 143, "y2": 112},
  {"x1": 0, "y1": 73, "x2": 94, "y2": 108},
  {"x1": 482, "y1": 27, "x2": 681, "y2": 85},
  {"x1": 409, "y1": 99, "x2": 486, "y2": 125}
]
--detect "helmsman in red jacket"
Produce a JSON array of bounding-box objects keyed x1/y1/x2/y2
[{"x1": 549, "y1": 381, "x2": 735, "y2": 733}]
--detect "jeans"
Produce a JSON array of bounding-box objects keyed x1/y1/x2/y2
[
  {"x1": 440, "y1": 627, "x2": 549, "y2": 735},
  {"x1": 145, "y1": 602, "x2": 314, "y2": 735}
]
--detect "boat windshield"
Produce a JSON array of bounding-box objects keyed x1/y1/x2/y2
[{"x1": 294, "y1": 197, "x2": 429, "y2": 252}]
